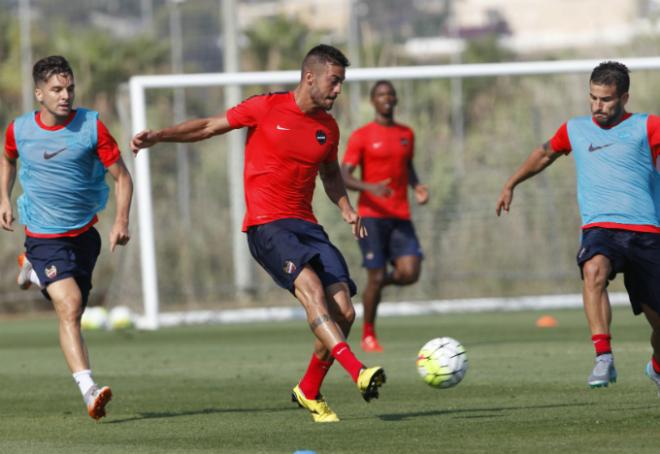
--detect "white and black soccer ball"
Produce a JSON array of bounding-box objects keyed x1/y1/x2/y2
[{"x1": 416, "y1": 337, "x2": 468, "y2": 389}]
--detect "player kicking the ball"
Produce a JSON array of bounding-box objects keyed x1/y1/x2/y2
[
  {"x1": 1, "y1": 56, "x2": 133, "y2": 420},
  {"x1": 496, "y1": 61, "x2": 660, "y2": 394},
  {"x1": 131, "y1": 44, "x2": 385, "y2": 422}
]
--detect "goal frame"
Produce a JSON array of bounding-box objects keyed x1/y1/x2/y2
[{"x1": 129, "y1": 56, "x2": 660, "y2": 329}]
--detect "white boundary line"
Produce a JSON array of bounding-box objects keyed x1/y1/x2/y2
[{"x1": 137, "y1": 292, "x2": 629, "y2": 329}]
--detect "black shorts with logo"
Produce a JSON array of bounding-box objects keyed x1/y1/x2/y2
[
  {"x1": 247, "y1": 218, "x2": 356, "y2": 296},
  {"x1": 25, "y1": 227, "x2": 101, "y2": 307},
  {"x1": 577, "y1": 227, "x2": 660, "y2": 315},
  {"x1": 357, "y1": 217, "x2": 423, "y2": 269}
]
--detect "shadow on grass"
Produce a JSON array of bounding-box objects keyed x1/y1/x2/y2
[
  {"x1": 106, "y1": 406, "x2": 293, "y2": 424},
  {"x1": 378, "y1": 402, "x2": 592, "y2": 421}
]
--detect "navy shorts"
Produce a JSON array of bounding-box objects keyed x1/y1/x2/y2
[
  {"x1": 358, "y1": 217, "x2": 423, "y2": 269},
  {"x1": 24, "y1": 227, "x2": 101, "y2": 307},
  {"x1": 247, "y1": 219, "x2": 357, "y2": 296},
  {"x1": 577, "y1": 227, "x2": 660, "y2": 315}
]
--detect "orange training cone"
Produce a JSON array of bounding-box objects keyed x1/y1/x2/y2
[{"x1": 536, "y1": 315, "x2": 558, "y2": 328}]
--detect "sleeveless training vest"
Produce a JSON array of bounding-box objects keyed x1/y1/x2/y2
[
  {"x1": 567, "y1": 113, "x2": 660, "y2": 228},
  {"x1": 13, "y1": 108, "x2": 109, "y2": 234}
]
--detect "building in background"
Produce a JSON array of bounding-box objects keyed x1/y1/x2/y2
[
  {"x1": 238, "y1": 0, "x2": 351, "y2": 37},
  {"x1": 405, "y1": 0, "x2": 660, "y2": 59}
]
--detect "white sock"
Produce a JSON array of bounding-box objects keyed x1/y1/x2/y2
[
  {"x1": 29, "y1": 270, "x2": 41, "y2": 287},
  {"x1": 73, "y1": 369, "x2": 95, "y2": 397}
]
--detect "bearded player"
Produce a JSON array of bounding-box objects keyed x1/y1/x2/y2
[
  {"x1": 497, "y1": 61, "x2": 660, "y2": 393},
  {"x1": 131, "y1": 45, "x2": 386, "y2": 422}
]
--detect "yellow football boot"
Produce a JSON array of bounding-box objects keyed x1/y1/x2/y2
[
  {"x1": 291, "y1": 385, "x2": 339, "y2": 423},
  {"x1": 357, "y1": 366, "x2": 386, "y2": 402}
]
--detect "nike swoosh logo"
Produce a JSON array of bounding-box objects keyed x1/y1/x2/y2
[
  {"x1": 588, "y1": 143, "x2": 614, "y2": 152},
  {"x1": 373, "y1": 142, "x2": 383, "y2": 148},
  {"x1": 276, "y1": 125, "x2": 291, "y2": 131},
  {"x1": 43, "y1": 147, "x2": 67, "y2": 160}
]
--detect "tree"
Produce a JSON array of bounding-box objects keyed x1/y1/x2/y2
[{"x1": 243, "y1": 15, "x2": 322, "y2": 71}]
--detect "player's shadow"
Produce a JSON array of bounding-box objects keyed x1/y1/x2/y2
[
  {"x1": 378, "y1": 402, "x2": 591, "y2": 422},
  {"x1": 106, "y1": 406, "x2": 294, "y2": 424}
]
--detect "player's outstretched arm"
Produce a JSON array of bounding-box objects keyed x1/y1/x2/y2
[
  {"x1": 130, "y1": 114, "x2": 233, "y2": 154},
  {"x1": 0, "y1": 154, "x2": 17, "y2": 231},
  {"x1": 407, "y1": 160, "x2": 429, "y2": 205},
  {"x1": 496, "y1": 142, "x2": 561, "y2": 216},
  {"x1": 322, "y1": 160, "x2": 366, "y2": 238},
  {"x1": 106, "y1": 157, "x2": 133, "y2": 251}
]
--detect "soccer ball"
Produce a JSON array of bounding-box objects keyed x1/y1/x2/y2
[
  {"x1": 81, "y1": 306, "x2": 109, "y2": 331},
  {"x1": 108, "y1": 306, "x2": 134, "y2": 330},
  {"x1": 416, "y1": 337, "x2": 468, "y2": 388}
]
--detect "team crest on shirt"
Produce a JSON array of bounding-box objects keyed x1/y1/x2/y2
[
  {"x1": 316, "y1": 130, "x2": 327, "y2": 145},
  {"x1": 45, "y1": 265, "x2": 58, "y2": 279},
  {"x1": 400, "y1": 138, "x2": 409, "y2": 146},
  {"x1": 283, "y1": 260, "x2": 297, "y2": 274}
]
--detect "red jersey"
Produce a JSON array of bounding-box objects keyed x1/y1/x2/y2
[
  {"x1": 226, "y1": 92, "x2": 340, "y2": 231},
  {"x1": 343, "y1": 121, "x2": 414, "y2": 220}
]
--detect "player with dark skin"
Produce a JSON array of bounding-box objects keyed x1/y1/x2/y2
[{"x1": 342, "y1": 80, "x2": 428, "y2": 352}]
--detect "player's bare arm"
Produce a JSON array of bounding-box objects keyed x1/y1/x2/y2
[
  {"x1": 106, "y1": 157, "x2": 133, "y2": 251},
  {"x1": 321, "y1": 160, "x2": 367, "y2": 238},
  {"x1": 407, "y1": 160, "x2": 429, "y2": 205},
  {"x1": 130, "y1": 115, "x2": 233, "y2": 154},
  {"x1": 0, "y1": 154, "x2": 17, "y2": 231},
  {"x1": 320, "y1": 159, "x2": 352, "y2": 206},
  {"x1": 340, "y1": 163, "x2": 392, "y2": 197},
  {"x1": 496, "y1": 141, "x2": 562, "y2": 216}
]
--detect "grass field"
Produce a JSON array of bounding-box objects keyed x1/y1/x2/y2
[{"x1": 2, "y1": 306, "x2": 660, "y2": 453}]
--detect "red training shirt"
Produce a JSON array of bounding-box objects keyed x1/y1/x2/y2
[
  {"x1": 226, "y1": 92, "x2": 340, "y2": 231},
  {"x1": 342, "y1": 121, "x2": 414, "y2": 220},
  {"x1": 4, "y1": 110, "x2": 121, "y2": 237}
]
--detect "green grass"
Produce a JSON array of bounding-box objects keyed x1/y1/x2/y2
[{"x1": 2, "y1": 307, "x2": 660, "y2": 453}]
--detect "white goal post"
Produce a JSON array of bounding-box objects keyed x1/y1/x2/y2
[{"x1": 129, "y1": 56, "x2": 660, "y2": 329}]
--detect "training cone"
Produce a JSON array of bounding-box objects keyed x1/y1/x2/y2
[{"x1": 536, "y1": 315, "x2": 558, "y2": 328}]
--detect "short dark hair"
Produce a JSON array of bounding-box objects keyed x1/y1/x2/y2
[
  {"x1": 370, "y1": 80, "x2": 396, "y2": 99},
  {"x1": 302, "y1": 44, "x2": 350, "y2": 73},
  {"x1": 590, "y1": 61, "x2": 630, "y2": 96},
  {"x1": 32, "y1": 55, "x2": 73, "y2": 85}
]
